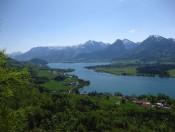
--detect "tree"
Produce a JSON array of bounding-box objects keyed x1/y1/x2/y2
[
  {"x1": 0, "y1": 50, "x2": 46, "y2": 131},
  {"x1": 77, "y1": 124, "x2": 86, "y2": 132}
]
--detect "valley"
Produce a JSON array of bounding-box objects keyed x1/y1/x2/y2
[
  {"x1": 1, "y1": 0, "x2": 175, "y2": 131},
  {"x1": 1, "y1": 50, "x2": 175, "y2": 131}
]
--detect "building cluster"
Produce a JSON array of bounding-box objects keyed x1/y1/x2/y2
[{"x1": 127, "y1": 95, "x2": 171, "y2": 108}]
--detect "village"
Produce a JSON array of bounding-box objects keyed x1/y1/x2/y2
[
  {"x1": 125, "y1": 95, "x2": 172, "y2": 109},
  {"x1": 49, "y1": 69, "x2": 173, "y2": 109}
]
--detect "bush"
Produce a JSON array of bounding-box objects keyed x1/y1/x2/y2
[{"x1": 54, "y1": 75, "x2": 65, "y2": 81}]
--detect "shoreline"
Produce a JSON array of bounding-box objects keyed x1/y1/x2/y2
[{"x1": 86, "y1": 67, "x2": 175, "y2": 79}]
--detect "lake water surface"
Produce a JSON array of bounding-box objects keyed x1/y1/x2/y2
[{"x1": 48, "y1": 63, "x2": 175, "y2": 98}]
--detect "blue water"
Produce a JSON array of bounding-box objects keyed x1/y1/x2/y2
[{"x1": 48, "y1": 63, "x2": 175, "y2": 98}]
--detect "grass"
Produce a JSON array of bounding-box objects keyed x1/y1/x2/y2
[
  {"x1": 94, "y1": 67, "x2": 137, "y2": 76},
  {"x1": 168, "y1": 69, "x2": 175, "y2": 77},
  {"x1": 91, "y1": 96, "x2": 121, "y2": 105},
  {"x1": 73, "y1": 94, "x2": 144, "y2": 109},
  {"x1": 41, "y1": 80, "x2": 70, "y2": 91},
  {"x1": 37, "y1": 70, "x2": 56, "y2": 78},
  {"x1": 120, "y1": 101, "x2": 143, "y2": 109},
  {"x1": 37, "y1": 69, "x2": 80, "y2": 92}
]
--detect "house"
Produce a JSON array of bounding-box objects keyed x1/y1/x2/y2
[
  {"x1": 136, "y1": 100, "x2": 145, "y2": 105},
  {"x1": 156, "y1": 103, "x2": 164, "y2": 107},
  {"x1": 135, "y1": 100, "x2": 152, "y2": 108},
  {"x1": 156, "y1": 101, "x2": 170, "y2": 108},
  {"x1": 142, "y1": 103, "x2": 152, "y2": 108}
]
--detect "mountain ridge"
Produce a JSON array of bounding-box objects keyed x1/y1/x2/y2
[{"x1": 13, "y1": 35, "x2": 175, "y2": 62}]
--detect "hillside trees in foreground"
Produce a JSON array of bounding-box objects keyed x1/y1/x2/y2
[
  {"x1": 1, "y1": 50, "x2": 175, "y2": 131},
  {"x1": 0, "y1": 51, "x2": 52, "y2": 131}
]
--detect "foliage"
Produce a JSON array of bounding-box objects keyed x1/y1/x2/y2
[
  {"x1": 1, "y1": 50, "x2": 175, "y2": 131},
  {"x1": 54, "y1": 75, "x2": 66, "y2": 81},
  {"x1": 137, "y1": 64, "x2": 175, "y2": 77},
  {"x1": 0, "y1": 50, "x2": 46, "y2": 131}
]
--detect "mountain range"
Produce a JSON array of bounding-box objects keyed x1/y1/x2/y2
[{"x1": 12, "y1": 35, "x2": 175, "y2": 62}]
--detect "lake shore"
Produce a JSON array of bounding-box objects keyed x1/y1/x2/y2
[
  {"x1": 48, "y1": 63, "x2": 175, "y2": 98},
  {"x1": 85, "y1": 64, "x2": 175, "y2": 78}
]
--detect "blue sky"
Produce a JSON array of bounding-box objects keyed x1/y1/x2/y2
[{"x1": 0, "y1": 0, "x2": 175, "y2": 53}]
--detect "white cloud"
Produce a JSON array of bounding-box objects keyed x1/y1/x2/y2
[{"x1": 129, "y1": 29, "x2": 135, "y2": 33}]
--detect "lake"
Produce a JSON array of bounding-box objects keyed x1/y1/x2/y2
[{"x1": 48, "y1": 63, "x2": 175, "y2": 98}]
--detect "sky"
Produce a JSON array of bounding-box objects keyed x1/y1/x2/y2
[{"x1": 0, "y1": 0, "x2": 175, "y2": 53}]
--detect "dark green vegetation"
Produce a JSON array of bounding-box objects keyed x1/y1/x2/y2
[
  {"x1": 86, "y1": 62, "x2": 175, "y2": 77},
  {"x1": 25, "y1": 58, "x2": 48, "y2": 65},
  {"x1": 1, "y1": 51, "x2": 175, "y2": 131},
  {"x1": 13, "y1": 35, "x2": 175, "y2": 62}
]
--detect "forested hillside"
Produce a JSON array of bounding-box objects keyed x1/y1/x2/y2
[{"x1": 1, "y1": 50, "x2": 175, "y2": 131}]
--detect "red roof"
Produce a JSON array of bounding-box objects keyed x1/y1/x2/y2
[
  {"x1": 136, "y1": 100, "x2": 145, "y2": 104},
  {"x1": 142, "y1": 103, "x2": 151, "y2": 108}
]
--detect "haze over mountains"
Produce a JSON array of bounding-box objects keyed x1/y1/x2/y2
[{"x1": 12, "y1": 35, "x2": 175, "y2": 62}]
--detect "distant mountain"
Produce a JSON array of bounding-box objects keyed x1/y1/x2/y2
[
  {"x1": 122, "y1": 39, "x2": 138, "y2": 50},
  {"x1": 128, "y1": 35, "x2": 175, "y2": 61},
  {"x1": 78, "y1": 40, "x2": 108, "y2": 52},
  {"x1": 70, "y1": 39, "x2": 126, "y2": 61},
  {"x1": 96, "y1": 39, "x2": 126, "y2": 60},
  {"x1": 9, "y1": 51, "x2": 23, "y2": 58},
  {"x1": 13, "y1": 35, "x2": 175, "y2": 62},
  {"x1": 14, "y1": 41, "x2": 108, "y2": 62}
]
